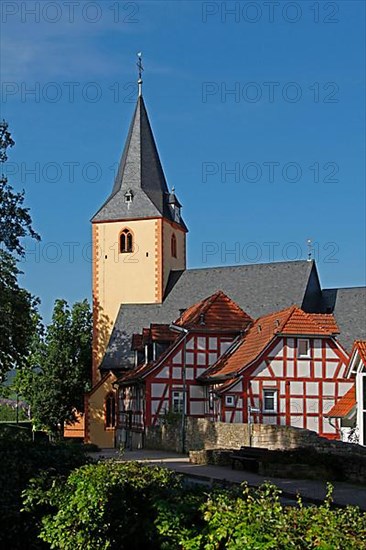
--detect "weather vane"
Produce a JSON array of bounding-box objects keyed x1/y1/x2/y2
[{"x1": 137, "y1": 52, "x2": 144, "y2": 96}]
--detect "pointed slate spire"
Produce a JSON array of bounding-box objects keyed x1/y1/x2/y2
[{"x1": 92, "y1": 89, "x2": 186, "y2": 230}]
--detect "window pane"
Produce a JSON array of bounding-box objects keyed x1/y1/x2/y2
[
  {"x1": 120, "y1": 234, "x2": 126, "y2": 252},
  {"x1": 264, "y1": 396, "x2": 274, "y2": 410},
  {"x1": 264, "y1": 390, "x2": 276, "y2": 411},
  {"x1": 298, "y1": 339, "x2": 309, "y2": 356},
  {"x1": 172, "y1": 391, "x2": 183, "y2": 413}
]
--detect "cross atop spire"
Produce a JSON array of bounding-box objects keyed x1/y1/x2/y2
[{"x1": 137, "y1": 52, "x2": 144, "y2": 97}]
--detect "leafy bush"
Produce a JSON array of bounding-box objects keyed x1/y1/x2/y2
[
  {"x1": 0, "y1": 434, "x2": 91, "y2": 549},
  {"x1": 179, "y1": 483, "x2": 366, "y2": 549},
  {"x1": 0, "y1": 403, "x2": 28, "y2": 421},
  {"x1": 22, "y1": 462, "x2": 366, "y2": 550},
  {"x1": 23, "y1": 461, "x2": 202, "y2": 550}
]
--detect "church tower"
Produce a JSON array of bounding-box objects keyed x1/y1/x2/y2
[{"x1": 91, "y1": 64, "x2": 187, "y2": 383}]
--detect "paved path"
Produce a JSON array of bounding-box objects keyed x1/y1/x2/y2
[{"x1": 91, "y1": 449, "x2": 366, "y2": 511}]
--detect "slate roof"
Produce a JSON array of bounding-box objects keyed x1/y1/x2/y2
[
  {"x1": 325, "y1": 386, "x2": 356, "y2": 418},
  {"x1": 201, "y1": 306, "x2": 339, "y2": 381},
  {"x1": 321, "y1": 287, "x2": 366, "y2": 352},
  {"x1": 92, "y1": 95, "x2": 187, "y2": 231},
  {"x1": 100, "y1": 260, "x2": 317, "y2": 371}
]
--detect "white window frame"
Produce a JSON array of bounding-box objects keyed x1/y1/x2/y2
[
  {"x1": 225, "y1": 395, "x2": 235, "y2": 407},
  {"x1": 298, "y1": 338, "x2": 310, "y2": 358},
  {"x1": 172, "y1": 390, "x2": 183, "y2": 413},
  {"x1": 356, "y1": 373, "x2": 366, "y2": 446},
  {"x1": 263, "y1": 388, "x2": 278, "y2": 413}
]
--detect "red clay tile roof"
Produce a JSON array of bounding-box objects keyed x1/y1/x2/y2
[
  {"x1": 118, "y1": 361, "x2": 152, "y2": 384},
  {"x1": 120, "y1": 291, "x2": 252, "y2": 385},
  {"x1": 134, "y1": 325, "x2": 177, "y2": 349},
  {"x1": 299, "y1": 313, "x2": 339, "y2": 334},
  {"x1": 142, "y1": 328, "x2": 150, "y2": 345},
  {"x1": 150, "y1": 324, "x2": 176, "y2": 342},
  {"x1": 280, "y1": 309, "x2": 338, "y2": 335},
  {"x1": 175, "y1": 290, "x2": 253, "y2": 332},
  {"x1": 203, "y1": 306, "x2": 339, "y2": 379},
  {"x1": 131, "y1": 334, "x2": 143, "y2": 351},
  {"x1": 354, "y1": 340, "x2": 366, "y2": 364},
  {"x1": 325, "y1": 386, "x2": 356, "y2": 418}
]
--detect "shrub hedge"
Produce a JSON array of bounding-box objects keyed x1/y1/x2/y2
[
  {"x1": 0, "y1": 432, "x2": 91, "y2": 549},
  {"x1": 22, "y1": 461, "x2": 366, "y2": 549}
]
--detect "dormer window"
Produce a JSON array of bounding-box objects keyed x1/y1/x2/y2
[
  {"x1": 124, "y1": 190, "x2": 134, "y2": 203},
  {"x1": 168, "y1": 189, "x2": 181, "y2": 223},
  {"x1": 173, "y1": 206, "x2": 180, "y2": 222},
  {"x1": 120, "y1": 228, "x2": 133, "y2": 253}
]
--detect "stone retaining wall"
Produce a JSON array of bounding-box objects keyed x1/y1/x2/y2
[
  {"x1": 144, "y1": 418, "x2": 366, "y2": 482},
  {"x1": 145, "y1": 418, "x2": 250, "y2": 452}
]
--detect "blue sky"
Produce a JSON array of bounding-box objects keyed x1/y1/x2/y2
[{"x1": 1, "y1": 0, "x2": 365, "y2": 322}]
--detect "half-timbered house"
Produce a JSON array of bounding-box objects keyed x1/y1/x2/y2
[
  {"x1": 326, "y1": 340, "x2": 366, "y2": 445},
  {"x1": 117, "y1": 292, "x2": 353, "y2": 447},
  {"x1": 201, "y1": 306, "x2": 352, "y2": 439},
  {"x1": 117, "y1": 291, "x2": 252, "y2": 448}
]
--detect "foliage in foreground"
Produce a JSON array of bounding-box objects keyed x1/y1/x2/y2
[
  {"x1": 0, "y1": 403, "x2": 28, "y2": 421},
  {"x1": 23, "y1": 461, "x2": 366, "y2": 550},
  {"x1": 0, "y1": 432, "x2": 91, "y2": 549}
]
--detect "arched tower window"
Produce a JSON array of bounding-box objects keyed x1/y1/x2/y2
[
  {"x1": 120, "y1": 228, "x2": 133, "y2": 253},
  {"x1": 171, "y1": 234, "x2": 177, "y2": 258},
  {"x1": 105, "y1": 393, "x2": 116, "y2": 428}
]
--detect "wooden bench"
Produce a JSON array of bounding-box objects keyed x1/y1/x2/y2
[{"x1": 230, "y1": 446, "x2": 268, "y2": 473}]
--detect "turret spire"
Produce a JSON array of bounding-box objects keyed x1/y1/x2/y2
[
  {"x1": 92, "y1": 60, "x2": 187, "y2": 232},
  {"x1": 137, "y1": 52, "x2": 143, "y2": 97}
]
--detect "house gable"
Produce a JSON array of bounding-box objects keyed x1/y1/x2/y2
[{"x1": 218, "y1": 335, "x2": 352, "y2": 438}]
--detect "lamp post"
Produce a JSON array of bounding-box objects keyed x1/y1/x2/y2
[{"x1": 169, "y1": 324, "x2": 188, "y2": 453}]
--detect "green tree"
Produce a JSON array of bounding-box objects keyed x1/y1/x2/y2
[
  {"x1": 0, "y1": 120, "x2": 40, "y2": 381},
  {"x1": 0, "y1": 251, "x2": 39, "y2": 381},
  {"x1": 16, "y1": 299, "x2": 92, "y2": 438},
  {"x1": 0, "y1": 120, "x2": 40, "y2": 254}
]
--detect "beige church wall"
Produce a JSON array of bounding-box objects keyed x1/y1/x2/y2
[
  {"x1": 162, "y1": 219, "x2": 186, "y2": 295},
  {"x1": 93, "y1": 218, "x2": 163, "y2": 374},
  {"x1": 86, "y1": 373, "x2": 117, "y2": 448}
]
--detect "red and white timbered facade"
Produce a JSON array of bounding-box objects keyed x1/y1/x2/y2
[
  {"x1": 118, "y1": 332, "x2": 241, "y2": 433},
  {"x1": 214, "y1": 336, "x2": 351, "y2": 439},
  {"x1": 145, "y1": 334, "x2": 235, "y2": 426},
  {"x1": 326, "y1": 340, "x2": 366, "y2": 445},
  {"x1": 117, "y1": 294, "x2": 353, "y2": 444}
]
